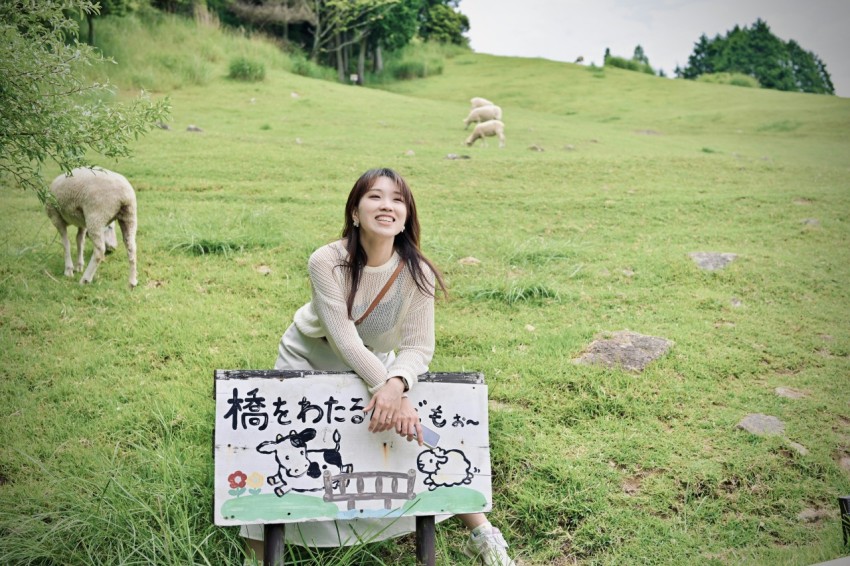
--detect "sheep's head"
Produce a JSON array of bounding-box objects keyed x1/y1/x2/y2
[{"x1": 417, "y1": 448, "x2": 449, "y2": 473}]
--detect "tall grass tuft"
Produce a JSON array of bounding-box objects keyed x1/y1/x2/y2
[
  {"x1": 469, "y1": 283, "x2": 561, "y2": 305},
  {"x1": 0, "y1": 409, "x2": 240, "y2": 565},
  {"x1": 229, "y1": 57, "x2": 266, "y2": 82}
]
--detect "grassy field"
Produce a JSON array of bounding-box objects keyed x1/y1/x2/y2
[{"x1": 1, "y1": 13, "x2": 850, "y2": 565}]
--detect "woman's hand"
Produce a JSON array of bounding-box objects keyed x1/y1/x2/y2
[
  {"x1": 395, "y1": 397, "x2": 424, "y2": 446},
  {"x1": 364, "y1": 376, "x2": 405, "y2": 433}
]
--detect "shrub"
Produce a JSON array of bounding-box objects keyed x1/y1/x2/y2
[
  {"x1": 374, "y1": 41, "x2": 455, "y2": 82},
  {"x1": 289, "y1": 53, "x2": 338, "y2": 81},
  {"x1": 228, "y1": 56, "x2": 265, "y2": 82},
  {"x1": 604, "y1": 55, "x2": 655, "y2": 75},
  {"x1": 696, "y1": 72, "x2": 761, "y2": 89}
]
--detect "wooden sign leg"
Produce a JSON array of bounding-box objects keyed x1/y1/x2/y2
[
  {"x1": 264, "y1": 524, "x2": 285, "y2": 566},
  {"x1": 415, "y1": 515, "x2": 436, "y2": 566}
]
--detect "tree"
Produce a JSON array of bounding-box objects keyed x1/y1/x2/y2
[
  {"x1": 0, "y1": 0, "x2": 170, "y2": 202},
  {"x1": 632, "y1": 44, "x2": 648, "y2": 65},
  {"x1": 679, "y1": 19, "x2": 834, "y2": 94},
  {"x1": 228, "y1": 0, "x2": 318, "y2": 40},
  {"x1": 419, "y1": 0, "x2": 468, "y2": 45},
  {"x1": 369, "y1": 0, "x2": 421, "y2": 72},
  {"x1": 82, "y1": 0, "x2": 130, "y2": 45}
]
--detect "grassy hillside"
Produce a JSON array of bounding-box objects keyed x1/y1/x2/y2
[{"x1": 1, "y1": 14, "x2": 849, "y2": 565}]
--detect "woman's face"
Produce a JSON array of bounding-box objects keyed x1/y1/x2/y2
[{"x1": 354, "y1": 176, "x2": 408, "y2": 241}]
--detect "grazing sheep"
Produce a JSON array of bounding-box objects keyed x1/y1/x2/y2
[
  {"x1": 45, "y1": 167, "x2": 138, "y2": 288},
  {"x1": 463, "y1": 105, "x2": 503, "y2": 129},
  {"x1": 470, "y1": 97, "x2": 494, "y2": 109},
  {"x1": 417, "y1": 447, "x2": 474, "y2": 490},
  {"x1": 465, "y1": 119, "x2": 505, "y2": 148}
]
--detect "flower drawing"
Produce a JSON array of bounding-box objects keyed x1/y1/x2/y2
[
  {"x1": 246, "y1": 471, "x2": 265, "y2": 490},
  {"x1": 228, "y1": 470, "x2": 248, "y2": 489},
  {"x1": 228, "y1": 470, "x2": 248, "y2": 497}
]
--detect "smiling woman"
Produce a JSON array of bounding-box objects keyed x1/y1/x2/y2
[{"x1": 242, "y1": 168, "x2": 516, "y2": 565}]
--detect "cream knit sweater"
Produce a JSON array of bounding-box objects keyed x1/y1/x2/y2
[{"x1": 293, "y1": 240, "x2": 435, "y2": 393}]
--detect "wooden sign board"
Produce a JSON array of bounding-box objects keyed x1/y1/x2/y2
[{"x1": 213, "y1": 370, "x2": 492, "y2": 527}]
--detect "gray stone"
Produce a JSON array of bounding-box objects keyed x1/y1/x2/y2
[
  {"x1": 736, "y1": 414, "x2": 785, "y2": 436},
  {"x1": 689, "y1": 252, "x2": 738, "y2": 271},
  {"x1": 802, "y1": 218, "x2": 820, "y2": 226},
  {"x1": 573, "y1": 330, "x2": 674, "y2": 372},
  {"x1": 186, "y1": 124, "x2": 203, "y2": 132}
]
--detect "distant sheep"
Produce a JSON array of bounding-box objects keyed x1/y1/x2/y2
[
  {"x1": 465, "y1": 119, "x2": 505, "y2": 148},
  {"x1": 463, "y1": 105, "x2": 503, "y2": 129},
  {"x1": 470, "y1": 97, "x2": 494, "y2": 109},
  {"x1": 417, "y1": 447, "x2": 474, "y2": 490},
  {"x1": 46, "y1": 167, "x2": 138, "y2": 288}
]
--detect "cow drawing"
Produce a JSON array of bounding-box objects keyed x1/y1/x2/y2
[{"x1": 257, "y1": 428, "x2": 352, "y2": 496}]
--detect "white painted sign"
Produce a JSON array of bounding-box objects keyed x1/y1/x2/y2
[{"x1": 213, "y1": 370, "x2": 492, "y2": 527}]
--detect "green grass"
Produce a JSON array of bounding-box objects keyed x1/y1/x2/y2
[{"x1": 2, "y1": 13, "x2": 850, "y2": 566}]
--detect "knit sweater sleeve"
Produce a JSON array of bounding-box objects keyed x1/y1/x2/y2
[
  {"x1": 306, "y1": 247, "x2": 391, "y2": 393},
  {"x1": 385, "y1": 267, "x2": 435, "y2": 390}
]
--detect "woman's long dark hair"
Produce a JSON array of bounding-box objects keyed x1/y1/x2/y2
[{"x1": 339, "y1": 168, "x2": 447, "y2": 318}]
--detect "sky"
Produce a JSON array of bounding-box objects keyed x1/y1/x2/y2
[{"x1": 459, "y1": 0, "x2": 850, "y2": 97}]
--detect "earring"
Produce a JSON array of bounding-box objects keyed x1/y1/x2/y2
[
  {"x1": 401, "y1": 226, "x2": 405, "y2": 232},
  {"x1": 353, "y1": 219, "x2": 359, "y2": 228}
]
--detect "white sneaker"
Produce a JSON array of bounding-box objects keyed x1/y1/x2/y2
[{"x1": 463, "y1": 526, "x2": 517, "y2": 566}]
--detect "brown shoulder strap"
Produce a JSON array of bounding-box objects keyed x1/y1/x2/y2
[{"x1": 355, "y1": 259, "x2": 406, "y2": 326}]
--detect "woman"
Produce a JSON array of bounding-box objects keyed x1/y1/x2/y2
[{"x1": 243, "y1": 168, "x2": 515, "y2": 565}]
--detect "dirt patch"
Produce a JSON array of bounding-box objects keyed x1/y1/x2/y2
[
  {"x1": 774, "y1": 387, "x2": 807, "y2": 400},
  {"x1": 797, "y1": 508, "x2": 832, "y2": 523},
  {"x1": 623, "y1": 476, "x2": 642, "y2": 495},
  {"x1": 689, "y1": 252, "x2": 738, "y2": 271}
]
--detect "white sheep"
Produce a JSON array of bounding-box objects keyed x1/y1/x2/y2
[
  {"x1": 45, "y1": 167, "x2": 138, "y2": 288},
  {"x1": 463, "y1": 105, "x2": 503, "y2": 129},
  {"x1": 470, "y1": 97, "x2": 494, "y2": 109},
  {"x1": 416, "y1": 447, "x2": 474, "y2": 489},
  {"x1": 464, "y1": 119, "x2": 505, "y2": 148}
]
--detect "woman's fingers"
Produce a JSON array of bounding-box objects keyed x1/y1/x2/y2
[
  {"x1": 369, "y1": 409, "x2": 394, "y2": 432},
  {"x1": 413, "y1": 419, "x2": 423, "y2": 446}
]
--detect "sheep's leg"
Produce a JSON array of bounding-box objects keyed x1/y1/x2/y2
[
  {"x1": 498, "y1": 132, "x2": 505, "y2": 148},
  {"x1": 75, "y1": 227, "x2": 87, "y2": 273},
  {"x1": 118, "y1": 217, "x2": 137, "y2": 288},
  {"x1": 46, "y1": 209, "x2": 75, "y2": 277},
  {"x1": 80, "y1": 227, "x2": 105, "y2": 285}
]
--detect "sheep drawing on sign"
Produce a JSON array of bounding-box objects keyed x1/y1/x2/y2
[
  {"x1": 417, "y1": 447, "x2": 474, "y2": 490},
  {"x1": 257, "y1": 428, "x2": 352, "y2": 496}
]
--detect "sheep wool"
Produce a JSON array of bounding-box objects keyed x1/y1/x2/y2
[
  {"x1": 46, "y1": 167, "x2": 137, "y2": 287},
  {"x1": 465, "y1": 119, "x2": 506, "y2": 148},
  {"x1": 292, "y1": 240, "x2": 435, "y2": 393}
]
